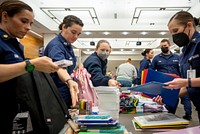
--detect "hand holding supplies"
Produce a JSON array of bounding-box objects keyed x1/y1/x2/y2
[
  {"x1": 128, "y1": 82, "x2": 180, "y2": 108},
  {"x1": 130, "y1": 69, "x2": 180, "y2": 108},
  {"x1": 54, "y1": 59, "x2": 73, "y2": 68}
]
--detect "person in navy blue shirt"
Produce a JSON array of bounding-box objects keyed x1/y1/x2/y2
[
  {"x1": 137, "y1": 49, "x2": 154, "y2": 85},
  {"x1": 166, "y1": 11, "x2": 200, "y2": 123},
  {"x1": 44, "y1": 15, "x2": 83, "y2": 108},
  {"x1": 152, "y1": 39, "x2": 192, "y2": 118},
  {"x1": 154, "y1": 12, "x2": 200, "y2": 122},
  {"x1": 152, "y1": 39, "x2": 180, "y2": 75},
  {"x1": 0, "y1": 1, "x2": 59, "y2": 133},
  {"x1": 83, "y1": 40, "x2": 118, "y2": 87}
]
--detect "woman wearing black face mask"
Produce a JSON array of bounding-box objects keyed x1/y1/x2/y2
[
  {"x1": 154, "y1": 11, "x2": 200, "y2": 123},
  {"x1": 168, "y1": 11, "x2": 200, "y2": 123}
]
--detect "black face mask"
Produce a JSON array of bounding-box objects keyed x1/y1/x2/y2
[
  {"x1": 172, "y1": 32, "x2": 190, "y2": 47},
  {"x1": 161, "y1": 47, "x2": 169, "y2": 53}
]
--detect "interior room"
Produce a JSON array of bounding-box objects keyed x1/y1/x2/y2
[{"x1": 9, "y1": 0, "x2": 200, "y2": 133}]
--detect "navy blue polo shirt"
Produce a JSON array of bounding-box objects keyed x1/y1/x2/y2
[
  {"x1": 0, "y1": 29, "x2": 24, "y2": 64},
  {"x1": 138, "y1": 57, "x2": 152, "y2": 78},
  {"x1": 83, "y1": 52, "x2": 111, "y2": 86},
  {"x1": 180, "y1": 31, "x2": 200, "y2": 111},
  {"x1": 151, "y1": 52, "x2": 180, "y2": 76},
  {"x1": 0, "y1": 29, "x2": 25, "y2": 90},
  {"x1": 44, "y1": 33, "x2": 76, "y2": 90},
  {"x1": 0, "y1": 29, "x2": 24, "y2": 121}
]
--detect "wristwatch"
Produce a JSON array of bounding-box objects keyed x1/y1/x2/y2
[{"x1": 25, "y1": 59, "x2": 35, "y2": 72}]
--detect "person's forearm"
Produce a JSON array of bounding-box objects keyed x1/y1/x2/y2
[
  {"x1": 0, "y1": 62, "x2": 27, "y2": 83},
  {"x1": 57, "y1": 68, "x2": 71, "y2": 83},
  {"x1": 190, "y1": 78, "x2": 200, "y2": 87}
]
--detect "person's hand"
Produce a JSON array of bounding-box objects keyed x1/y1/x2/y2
[
  {"x1": 179, "y1": 87, "x2": 188, "y2": 97},
  {"x1": 108, "y1": 79, "x2": 120, "y2": 87},
  {"x1": 68, "y1": 80, "x2": 79, "y2": 107},
  {"x1": 164, "y1": 78, "x2": 187, "y2": 89},
  {"x1": 152, "y1": 95, "x2": 164, "y2": 105},
  {"x1": 31, "y1": 56, "x2": 59, "y2": 73}
]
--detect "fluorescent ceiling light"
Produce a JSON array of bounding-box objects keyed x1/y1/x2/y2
[
  {"x1": 84, "y1": 32, "x2": 92, "y2": 35},
  {"x1": 159, "y1": 32, "x2": 167, "y2": 35},
  {"x1": 141, "y1": 32, "x2": 148, "y2": 35},
  {"x1": 103, "y1": 32, "x2": 110, "y2": 35},
  {"x1": 122, "y1": 32, "x2": 129, "y2": 35}
]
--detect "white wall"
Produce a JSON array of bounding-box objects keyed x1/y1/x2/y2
[{"x1": 43, "y1": 33, "x2": 56, "y2": 48}]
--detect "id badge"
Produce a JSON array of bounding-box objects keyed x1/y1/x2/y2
[{"x1": 187, "y1": 69, "x2": 196, "y2": 78}]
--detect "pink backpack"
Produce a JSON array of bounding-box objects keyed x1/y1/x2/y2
[{"x1": 73, "y1": 67, "x2": 99, "y2": 106}]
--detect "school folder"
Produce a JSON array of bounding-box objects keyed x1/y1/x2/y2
[
  {"x1": 128, "y1": 82, "x2": 180, "y2": 108},
  {"x1": 141, "y1": 69, "x2": 148, "y2": 84},
  {"x1": 144, "y1": 69, "x2": 179, "y2": 83}
]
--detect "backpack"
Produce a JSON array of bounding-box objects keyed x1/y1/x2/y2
[
  {"x1": 73, "y1": 67, "x2": 99, "y2": 106},
  {"x1": 14, "y1": 71, "x2": 73, "y2": 134}
]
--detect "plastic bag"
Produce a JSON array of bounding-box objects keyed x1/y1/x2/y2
[{"x1": 73, "y1": 66, "x2": 98, "y2": 106}]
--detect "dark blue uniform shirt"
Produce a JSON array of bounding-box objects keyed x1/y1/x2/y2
[
  {"x1": 44, "y1": 33, "x2": 76, "y2": 107},
  {"x1": 152, "y1": 52, "x2": 180, "y2": 76},
  {"x1": 0, "y1": 28, "x2": 25, "y2": 98},
  {"x1": 180, "y1": 31, "x2": 200, "y2": 113},
  {"x1": 0, "y1": 29, "x2": 25, "y2": 132},
  {"x1": 83, "y1": 52, "x2": 111, "y2": 86},
  {"x1": 138, "y1": 57, "x2": 152, "y2": 79}
]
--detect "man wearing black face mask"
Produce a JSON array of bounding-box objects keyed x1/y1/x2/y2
[
  {"x1": 152, "y1": 39, "x2": 180, "y2": 76},
  {"x1": 151, "y1": 39, "x2": 192, "y2": 118}
]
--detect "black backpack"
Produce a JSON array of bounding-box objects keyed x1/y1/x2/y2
[{"x1": 14, "y1": 71, "x2": 71, "y2": 134}]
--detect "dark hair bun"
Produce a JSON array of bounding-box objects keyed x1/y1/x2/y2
[
  {"x1": 59, "y1": 22, "x2": 63, "y2": 30},
  {"x1": 141, "y1": 51, "x2": 145, "y2": 56}
]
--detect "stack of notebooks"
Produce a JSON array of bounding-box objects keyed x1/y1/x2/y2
[
  {"x1": 132, "y1": 113, "x2": 190, "y2": 131},
  {"x1": 76, "y1": 114, "x2": 125, "y2": 134}
]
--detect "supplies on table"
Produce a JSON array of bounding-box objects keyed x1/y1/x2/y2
[
  {"x1": 133, "y1": 93, "x2": 168, "y2": 113},
  {"x1": 76, "y1": 114, "x2": 125, "y2": 134},
  {"x1": 132, "y1": 113, "x2": 189, "y2": 131},
  {"x1": 120, "y1": 93, "x2": 138, "y2": 114},
  {"x1": 94, "y1": 86, "x2": 120, "y2": 120},
  {"x1": 143, "y1": 102, "x2": 164, "y2": 113},
  {"x1": 128, "y1": 82, "x2": 179, "y2": 108}
]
